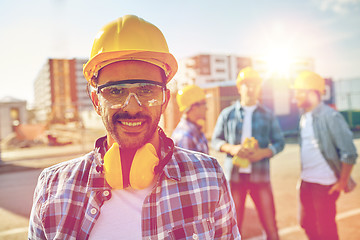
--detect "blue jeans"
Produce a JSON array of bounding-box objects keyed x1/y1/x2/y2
[
  {"x1": 299, "y1": 181, "x2": 340, "y2": 240},
  {"x1": 230, "y1": 174, "x2": 279, "y2": 240}
]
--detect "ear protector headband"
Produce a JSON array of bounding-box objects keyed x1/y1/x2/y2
[
  {"x1": 101, "y1": 128, "x2": 174, "y2": 190},
  {"x1": 104, "y1": 142, "x2": 159, "y2": 190}
]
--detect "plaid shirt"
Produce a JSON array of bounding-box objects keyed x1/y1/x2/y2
[
  {"x1": 29, "y1": 134, "x2": 240, "y2": 239},
  {"x1": 171, "y1": 118, "x2": 209, "y2": 154},
  {"x1": 211, "y1": 101, "x2": 285, "y2": 182}
]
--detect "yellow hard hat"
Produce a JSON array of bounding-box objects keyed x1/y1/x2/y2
[
  {"x1": 83, "y1": 15, "x2": 178, "y2": 87},
  {"x1": 236, "y1": 67, "x2": 262, "y2": 86},
  {"x1": 176, "y1": 85, "x2": 206, "y2": 112},
  {"x1": 293, "y1": 71, "x2": 325, "y2": 94}
]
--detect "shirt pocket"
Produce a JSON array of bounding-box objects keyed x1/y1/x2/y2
[{"x1": 168, "y1": 218, "x2": 214, "y2": 240}]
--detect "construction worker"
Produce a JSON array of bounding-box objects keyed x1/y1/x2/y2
[
  {"x1": 171, "y1": 85, "x2": 209, "y2": 154},
  {"x1": 28, "y1": 15, "x2": 240, "y2": 239},
  {"x1": 212, "y1": 67, "x2": 285, "y2": 240},
  {"x1": 293, "y1": 71, "x2": 358, "y2": 240}
]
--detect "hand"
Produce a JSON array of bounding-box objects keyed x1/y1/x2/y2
[
  {"x1": 235, "y1": 143, "x2": 257, "y2": 158},
  {"x1": 247, "y1": 148, "x2": 273, "y2": 163},
  {"x1": 328, "y1": 181, "x2": 346, "y2": 195},
  {"x1": 247, "y1": 148, "x2": 265, "y2": 162},
  {"x1": 228, "y1": 145, "x2": 242, "y2": 157}
]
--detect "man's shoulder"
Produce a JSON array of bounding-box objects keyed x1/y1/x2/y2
[
  {"x1": 172, "y1": 147, "x2": 221, "y2": 173},
  {"x1": 219, "y1": 104, "x2": 237, "y2": 116},
  {"x1": 257, "y1": 104, "x2": 274, "y2": 115},
  {"x1": 315, "y1": 103, "x2": 341, "y2": 118},
  {"x1": 40, "y1": 151, "x2": 96, "y2": 184},
  {"x1": 172, "y1": 121, "x2": 189, "y2": 135}
]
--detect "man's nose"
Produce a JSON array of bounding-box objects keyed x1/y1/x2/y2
[{"x1": 122, "y1": 93, "x2": 143, "y2": 114}]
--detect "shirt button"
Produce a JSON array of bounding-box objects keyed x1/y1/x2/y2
[
  {"x1": 192, "y1": 233, "x2": 198, "y2": 239},
  {"x1": 103, "y1": 190, "x2": 110, "y2": 197},
  {"x1": 90, "y1": 208, "x2": 97, "y2": 215}
]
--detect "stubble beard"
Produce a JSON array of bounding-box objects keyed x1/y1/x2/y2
[
  {"x1": 298, "y1": 99, "x2": 312, "y2": 111},
  {"x1": 102, "y1": 111, "x2": 161, "y2": 150}
]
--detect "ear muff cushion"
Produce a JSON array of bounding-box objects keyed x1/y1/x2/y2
[
  {"x1": 130, "y1": 143, "x2": 159, "y2": 190},
  {"x1": 104, "y1": 142, "x2": 124, "y2": 189},
  {"x1": 103, "y1": 142, "x2": 159, "y2": 190}
]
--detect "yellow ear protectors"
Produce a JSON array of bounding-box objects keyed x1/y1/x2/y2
[
  {"x1": 103, "y1": 142, "x2": 160, "y2": 189},
  {"x1": 103, "y1": 142, "x2": 123, "y2": 189},
  {"x1": 130, "y1": 143, "x2": 159, "y2": 189}
]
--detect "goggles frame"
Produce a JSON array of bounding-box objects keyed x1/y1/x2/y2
[{"x1": 96, "y1": 79, "x2": 166, "y2": 108}]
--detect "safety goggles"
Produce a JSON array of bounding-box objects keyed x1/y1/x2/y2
[{"x1": 96, "y1": 80, "x2": 166, "y2": 109}]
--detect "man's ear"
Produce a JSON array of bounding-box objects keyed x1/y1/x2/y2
[
  {"x1": 161, "y1": 89, "x2": 171, "y2": 114},
  {"x1": 236, "y1": 83, "x2": 242, "y2": 94},
  {"x1": 90, "y1": 90, "x2": 101, "y2": 116}
]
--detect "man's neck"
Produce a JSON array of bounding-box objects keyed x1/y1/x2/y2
[
  {"x1": 185, "y1": 114, "x2": 202, "y2": 129},
  {"x1": 240, "y1": 100, "x2": 257, "y2": 107}
]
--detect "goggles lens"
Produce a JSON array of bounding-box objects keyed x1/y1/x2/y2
[{"x1": 97, "y1": 80, "x2": 165, "y2": 108}]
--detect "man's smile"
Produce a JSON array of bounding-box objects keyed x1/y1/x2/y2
[{"x1": 120, "y1": 121, "x2": 143, "y2": 127}]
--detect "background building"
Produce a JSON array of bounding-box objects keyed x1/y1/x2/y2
[
  {"x1": 335, "y1": 78, "x2": 360, "y2": 129},
  {"x1": 335, "y1": 78, "x2": 360, "y2": 111},
  {"x1": 0, "y1": 97, "x2": 27, "y2": 140},
  {"x1": 176, "y1": 54, "x2": 252, "y2": 89},
  {"x1": 33, "y1": 58, "x2": 93, "y2": 124}
]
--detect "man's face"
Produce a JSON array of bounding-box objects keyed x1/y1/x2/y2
[
  {"x1": 192, "y1": 100, "x2": 207, "y2": 121},
  {"x1": 294, "y1": 89, "x2": 311, "y2": 109},
  {"x1": 93, "y1": 61, "x2": 169, "y2": 150},
  {"x1": 238, "y1": 80, "x2": 261, "y2": 106}
]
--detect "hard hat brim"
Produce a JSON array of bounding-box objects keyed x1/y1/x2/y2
[{"x1": 83, "y1": 50, "x2": 178, "y2": 87}]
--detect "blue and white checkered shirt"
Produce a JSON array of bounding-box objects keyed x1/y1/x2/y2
[
  {"x1": 212, "y1": 101, "x2": 285, "y2": 182},
  {"x1": 171, "y1": 118, "x2": 209, "y2": 154},
  {"x1": 29, "y1": 134, "x2": 240, "y2": 239}
]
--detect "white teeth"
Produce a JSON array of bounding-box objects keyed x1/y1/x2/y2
[{"x1": 121, "y1": 121, "x2": 142, "y2": 127}]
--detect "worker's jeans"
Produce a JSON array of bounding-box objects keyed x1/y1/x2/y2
[
  {"x1": 230, "y1": 174, "x2": 279, "y2": 240},
  {"x1": 299, "y1": 180, "x2": 340, "y2": 240}
]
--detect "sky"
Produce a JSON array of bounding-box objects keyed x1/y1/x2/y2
[{"x1": 1, "y1": 0, "x2": 359, "y2": 105}]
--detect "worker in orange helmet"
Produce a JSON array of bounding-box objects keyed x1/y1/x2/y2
[
  {"x1": 171, "y1": 85, "x2": 209, "y2": 154},
  {"x1": 28, "y1": 15, "x2": 240, "y2": 239},
  {"x1": 293, "y1": 71, "x2": 358, "y2": 240}
]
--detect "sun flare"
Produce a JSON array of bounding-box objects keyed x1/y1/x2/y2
[{"x1": 264, "y1": 46, "x2": 293, "y2": 78}]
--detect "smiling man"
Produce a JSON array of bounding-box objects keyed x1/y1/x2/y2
[{"x1": 28, "y1": 15, "x2": 240, "y2": 239}]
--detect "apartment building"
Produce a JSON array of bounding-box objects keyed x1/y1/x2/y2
[
  {"x1": 176, "y1": 54, "x2": 252, "y2": 89},
  {"x1": 33, "y1": 58, "x2": 92, "y2": 123}
]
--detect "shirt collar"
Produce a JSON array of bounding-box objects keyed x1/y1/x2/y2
[
  {"x1": 235, "y1": 100, "x2": 261, "y2": 112},
  {"x1": 311, "y1": 102, "x2": 325, "y2": 117}
]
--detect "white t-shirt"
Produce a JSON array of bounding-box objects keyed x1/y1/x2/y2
[
  {"x1": 239, "y1": 105, "x2": 257, "y2": 174},
  {"x1": 300, "y1": 112, "x2": 337, "y2": 185},
  {"x1": 89, "y1": 184, "x2": 154, "y2": 239}
]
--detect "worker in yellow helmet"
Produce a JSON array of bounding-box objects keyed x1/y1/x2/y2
[
  {"x1": 212, "y1": 66, "x2": 285, "y2": 239},
  {"x1": 29, "y1": 15, "x2": 240, "y2": 239},
  {"x1": 171, "y1": 85, "x2": 208, "y2": 154},
  {"x1": 293, "y1": 71, "x2": 358, "y2": 240}
]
